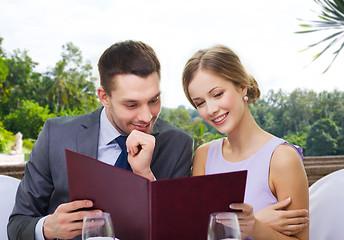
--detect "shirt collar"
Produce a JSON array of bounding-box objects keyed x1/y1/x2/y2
[{"x1": 100, "y1": 108, "x2": 121, "y2": 145}]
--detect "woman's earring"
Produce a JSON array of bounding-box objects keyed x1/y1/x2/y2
[{"x1": 243, "y1": 96, "x2": 249, "y2": 101}]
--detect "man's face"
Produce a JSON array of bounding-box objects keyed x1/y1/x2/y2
[{"x1": 98, "y1": 72, "x2": 161, "y2": 135}]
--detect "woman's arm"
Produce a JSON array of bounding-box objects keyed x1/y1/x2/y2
[
  {"x1": 231, "y1": 144, "x2": 309, "y2": 240},
  {"x1": 191, "y1": 143, "x2": 209, "y2": 176},
  {"x1": 269, "y1": 144, "x2": 309, "y2": 239}
]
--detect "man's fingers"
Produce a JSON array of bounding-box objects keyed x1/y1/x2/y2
[
  {"x1": 127, "y1": 130, "x2": 155, "y2": 153},
  {"x1": 55, "y1": 200, "x2": 102, "y2": 223},
  {"x1": 69, "y1": 210, "x2": 103, "y2": 223},
  {"x1": 57, "y1": 200, "x2": 93, "y2": 213}
]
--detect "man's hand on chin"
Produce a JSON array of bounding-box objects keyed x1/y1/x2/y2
[{"x1": 126, "y1": 130, "x2": 155, "y2": 181}]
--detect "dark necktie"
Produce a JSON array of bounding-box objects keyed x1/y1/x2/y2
[{"x1": 114, "y1": 135, "x2": 132, "y2": 171}]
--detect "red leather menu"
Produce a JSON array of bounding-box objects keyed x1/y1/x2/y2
[{"x1": 66, "y1": 149, "x2": 247, "y2": 240}]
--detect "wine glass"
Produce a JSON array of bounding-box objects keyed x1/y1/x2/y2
[
  {"x1": 82, "y1": 212, "x2": 115, "y2": 240},
  {"x1": 208, "y1": 212, "x2": 241, "y2": 240}
]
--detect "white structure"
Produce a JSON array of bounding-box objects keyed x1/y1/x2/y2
[
  {"x1": 0, "y1": 132, "x2": 25, "y2": 165},
  {"x1": 9, "y1": 132, "x2": 23, "y2": 155},
  {"x1": 0, "y1": 175, "x2": 20, "y2": 239},
  {"x1": 309, "y1": 169, "x2": 344, "y2": 239}
]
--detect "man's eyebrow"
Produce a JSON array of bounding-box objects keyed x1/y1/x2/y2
[
  {"x1": 151, "y1": 93, "x2": 161, "y2": 100},
  {"x1": 121, "y1": 100, "x2": 138, "y2": 103}
]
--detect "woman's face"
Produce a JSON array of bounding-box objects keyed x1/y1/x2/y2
[{"x1": 188, "y1": 69, "x2": 247, "y2": 134}]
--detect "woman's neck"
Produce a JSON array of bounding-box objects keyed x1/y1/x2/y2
[{"x1": 224, "y1": 110, "x2": 271, "y2": 161}]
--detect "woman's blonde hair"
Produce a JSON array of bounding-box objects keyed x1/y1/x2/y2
[{"x1": 182, "y1": 45, "x2": 260, "y2": 108}]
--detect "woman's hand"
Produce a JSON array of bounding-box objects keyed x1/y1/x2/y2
[
  {"x1": 256, "y1": 197, "x2": 309, "y2": 235},
  {"x1": 230, "y1": 203, "x2": 255, "y2": 240}
]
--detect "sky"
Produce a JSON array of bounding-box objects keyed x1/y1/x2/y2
[{"x1": 1, "y1": 0, "x2": 343, "y2": 109}]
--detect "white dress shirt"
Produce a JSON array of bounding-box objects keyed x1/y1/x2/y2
[{"x1": 97, "y1": 107, "x2": 123, "y2": 165}]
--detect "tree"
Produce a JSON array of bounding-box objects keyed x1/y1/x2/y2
[
  {"x1": 0, "y1": 36, "x2": 5, "y2": 57},
  {"x1": 160, "y1": 107, "x2": 191, "y2": 131},
  {"x1": 297, "y1": 0, "x2": 344, "y2": 72},
  {"x1": 283, "y1": 132, "x2": 308, "y2": 154},
  {"x1": 0, "y1": 49, "x2": 40, "y2": 116},
  {"x1": 306, "y1": 118, "x2": 339, "y2": 155},
  {"x1": 0, "y1": 121, "x2": 14, "y2": 152},
  {"x1": 189, "y1": 119, "x2": 223, "y2": 151},
  {"x1": 0, "y1": 38, "x2": 7, "y2": 78},
  {"x1": 3, "y1": 100, "x2": 56, "y2": 139},
  {"x1": 0, "y1": 54, "x2": 9, "y2": 106},
  {"x1": 43, "y1": 42, "x2": 98, "y2": 114}
]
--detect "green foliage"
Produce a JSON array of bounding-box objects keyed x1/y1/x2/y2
[
  {"x1": 3, "y1": 100, "x2": 56, "y2": 139},
  {"x1": 190, "y1": 119, "x2": 224, "y2": 151},
  {"x1": 283, "y1": 132, "x2": 308, "y2": 154},
  {"x1": 43, "y1": 42, "x2": 98, "y2": 115},
  {"x1": 306, "y1": 118, "x2": 339, "y2": 156},
  {"x1": 0, "y1": 49, "x2": 39, "y2": 116},
  {"x1": 159, "y1": 106, "x2": 191, "y2": 132},
  {"x1": 0, "y1": 55, "x2": 9, "y2": 84},
  {"x1": 58, "y1": 108, "x2": 86, "y2": 117},
  {"x1": 0, "y1": 121, "x2": 15, "y2": 152},
  {"x1": 0, "y1": 56, "x2": 9, "y2": 105},
  {"x1": 0, "y1": 39, "x2": 98, "y2": 120},
  {"x1": 23, "y1": 138, "x2": 35, "y2": 151},
  {"x1": 337, "y1": 128, "x2": 344, "y2": 154},
  {"x1": 160, "y1": 106, "x2": 225, "y2": 150},
  {"x1": 0, "y1": 37, "x2": 4, "y2": 56}
]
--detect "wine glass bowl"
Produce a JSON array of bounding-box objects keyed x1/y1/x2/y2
[
  {"x1": 82, "y1": 212, "x2": 115, "y2": 240},
  {"x1": 208, "y1": 212, "x2": 241, "y2": 240}
]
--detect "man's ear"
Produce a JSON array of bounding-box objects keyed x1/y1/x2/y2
[{"x1": 98, "y1": 87, "x2": 110, "y2": 108}]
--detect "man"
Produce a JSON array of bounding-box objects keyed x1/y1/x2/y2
[{"x1": 8, "y1": 40, "x2": 193, "y2": 240}]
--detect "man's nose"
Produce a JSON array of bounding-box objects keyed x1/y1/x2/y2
[{"x1": 138, "y1": 104, "x2": 153, "y2": 123}]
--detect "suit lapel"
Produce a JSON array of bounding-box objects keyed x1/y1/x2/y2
[
  {"x1": 151, "y1": 119, "x2": 162, "y2": 164},
  {"x1": 76, "y1": 108, "x2": 102, "y2": 159}
]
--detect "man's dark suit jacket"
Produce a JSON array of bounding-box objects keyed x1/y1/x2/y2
[{"x1": 8, "y1": 108, "x2": 193, "y2": 240}]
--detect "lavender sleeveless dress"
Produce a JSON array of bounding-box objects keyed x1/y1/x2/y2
[{"x1": 205, "y1": 137, "x2": 303, "y2": 213}]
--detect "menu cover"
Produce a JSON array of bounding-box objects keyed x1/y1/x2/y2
[{"x1": 65, "y1": 149, "x2": 247, "y2": 240}]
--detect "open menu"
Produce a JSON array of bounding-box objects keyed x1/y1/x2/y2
[{"x1": 65, "y1": 149, "x2": 247, "y2": 240}]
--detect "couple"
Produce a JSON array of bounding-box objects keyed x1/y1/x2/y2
[{"x1": 8, "y1": 41, "x2": 309, "y2": 240}]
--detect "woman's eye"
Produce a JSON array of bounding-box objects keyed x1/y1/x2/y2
[
  {"x1": 195, "y1": 101, "x2": 205, "y2": 108},
  {"x1": 214, "y1": 92, "x2": 223, "y2": 98}
]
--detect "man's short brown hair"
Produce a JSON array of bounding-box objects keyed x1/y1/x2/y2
[{"x1": 98, "y1": 40, "x2": 161, "y2": 96}]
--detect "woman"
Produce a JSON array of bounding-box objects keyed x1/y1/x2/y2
[{"x1": 182, "y1": 45, "x2": 309, "y2": 240}]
